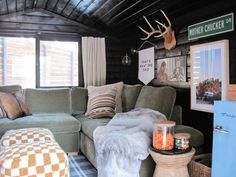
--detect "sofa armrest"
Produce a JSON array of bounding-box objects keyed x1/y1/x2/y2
[{"x1": 170, "y1": 105, "x2": 182, "y2": 125}]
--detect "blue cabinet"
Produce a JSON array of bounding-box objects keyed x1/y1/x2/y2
[{"x1": 212, "y1": 101, "x2": 236, "y2": 177}]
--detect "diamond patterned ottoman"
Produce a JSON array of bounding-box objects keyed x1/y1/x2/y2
[{"x1": 0, "y1": 128, "x2": 69, "y2": 177}]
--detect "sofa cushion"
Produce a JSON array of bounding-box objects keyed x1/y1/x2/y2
[
  {"x1": 24, "y1": 88, "x2": 71, "y2": 114},
  {"x1": 77, "y1": 115, "x2": 110, "y2": 139},
  {"x1": 86, "y1": 82, "x2": 124, "y2": 113},
  {"x1": 122, "y1": 84, "x2": 142, "y2": 112},
  {"x1": 0, "y1": 113, "x2": 80, "y2": 137},
  {"x1": 135, "y1": 86, "x2": 176, "y2": 118},
  {"x1": 175, "y1": 125, "x2": 204, "y2": 147},
  {"x1": 71, "y1": 87, "x2": 88, "y2": 115}
]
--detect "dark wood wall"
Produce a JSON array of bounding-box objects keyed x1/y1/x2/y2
[
  {"x1": 105, "y1": 37, "x2": 140, "y2": 85},
  {"x1": 105, "y1": 37, "x2": 124, "y2": 84},
  {"x1": 106, "y1": 4, "x2": 236, "y2": 153}
]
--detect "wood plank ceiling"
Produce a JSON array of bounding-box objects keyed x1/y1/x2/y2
[{"x1": 0, "y1": 0, "x2": 235, "y2": 39}]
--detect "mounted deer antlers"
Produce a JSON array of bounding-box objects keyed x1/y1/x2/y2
[{"x1": 139, "y1": 10, "x2": 176, "y2": 50}]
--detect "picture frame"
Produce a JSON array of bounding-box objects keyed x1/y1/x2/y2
[
  {"x1": 190, "y1": 40, "x2": 229, "y2": 113},
  {"x1": 153, "y1": 55, "x2": 187, "y2": 83}
]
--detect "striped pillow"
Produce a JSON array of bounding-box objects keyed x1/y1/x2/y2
[{"x1": 86, "y1": 90, "x2": 116, "y2": 118}]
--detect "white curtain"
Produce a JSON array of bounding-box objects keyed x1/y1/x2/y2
[{"x1": 82, "y1": 37, "x2": 106, "y2": 87}]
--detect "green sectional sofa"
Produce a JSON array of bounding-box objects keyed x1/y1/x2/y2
[
  {"x1": 0, "y1": 85, "x2": 80, "y2": 152},
  {"x1": 0, "y1": 84, "x2": 204, "y2": 177}
]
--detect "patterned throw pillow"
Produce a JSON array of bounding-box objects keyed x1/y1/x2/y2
[
  {"x1": 86, "y1": 90, "x2": 116, "y2": 118},
  {"x1": 86, "y1": 82, "x2": 124, "y2": 114},
  {"x1": 0, "y1": 92, "x2": 23, "y2": 120},
  {"x1": 13, "y1": 90, "x2": 31, "y2": 116}
]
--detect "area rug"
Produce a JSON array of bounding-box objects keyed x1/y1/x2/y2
[{"x1": 69, "y1": 154, "x2": 97, "y2": 177}]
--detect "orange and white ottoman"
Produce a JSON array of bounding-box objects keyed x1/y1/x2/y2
[
  {"x1": 0, "y1": 128, "x2": 55, "y2": 147},
  {"x1": 0, "y1": 128, "x2": 69, "y2": 177}
]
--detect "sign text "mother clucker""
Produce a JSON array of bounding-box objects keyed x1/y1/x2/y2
[{"x1": 188, "y1": 13, "x2": 234, "y2": 40}]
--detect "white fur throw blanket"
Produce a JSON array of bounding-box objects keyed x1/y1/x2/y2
[{"x1": 93, "y1": 107, "x2": 166, "y2": 177}]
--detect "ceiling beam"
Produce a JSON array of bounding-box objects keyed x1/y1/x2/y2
[
  {"x1": 60, "y1": 0, "x2": 71, "y2": 15},
  {"x1": 116, "y1": 0, "x2": 161, "y2": 25},
  {"x1": 32, "y1": 0, "x2": 36, "y2": 8},
  {"x1": 15, "y1": 0, "x2": 17, "y2": 12},
  {"x1": 24, "y1": 0, "x2": 26, "y2": 9},
  {"x1": 5, "y1": 0, "x2": 9, "y2": 14},
  {"x1": 76, "y1": 0, "x2": 96, "y2": 20},
  {"x1": 107, "y1": 0, "x2": 143, "y2": 25},
  {"x1": 68, "y1": 0, "x2": 83, "y2": 18},
  {"x1": 45, "y1": 0, "x2": 49, "y2": 9},
  {"x1": 34, "y1": 0, "x2": 39, "y2": 8},
  {"x1": 118, "y1": 0, "x2": 184, "y2": 32},
  {"x1": 89, "y1": 0, "x2": 110, "y2": 16},
  {"x1": 94, "y1": 0, "x2": 127, "y2": 22},
  {"x1": 52, "y1": 0, "x2": 60, "y2": 12}
]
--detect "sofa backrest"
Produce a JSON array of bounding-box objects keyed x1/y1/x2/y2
[
  {"x1": 170, "y1": 105, "x2": 182, "y2": 125},
  {"x1": 1, "y1": 84, "x2": 180, "y2": 123},
  {"x1": 0, "y1": 85, "x2": 22, "y2": 93},
  {"x1": 135, "y1": 86, "x2": 176, "y2": 118},
  {"x1": 24, "y1": 88, "x2": 71, "y2": 114},
  {"x1": 70, "y1": 84, "x2": 143, "y2": 114},
  {"x1": 71, "y1": 87, "x2": 88, "y2": 114},
  {"x1": 122, "y1": 84, "x2": 142, "y2": 112}
]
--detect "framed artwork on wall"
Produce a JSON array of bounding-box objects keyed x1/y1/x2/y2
[
  {"x1": 190, "y1": 40, "x2": 229, "y2": 113},
  {"x1": 153, "y1": 56, "x2": 187, "y2": 83}
]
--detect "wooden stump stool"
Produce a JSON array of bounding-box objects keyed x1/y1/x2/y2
[{"x1": 149, "y1": 148, "x2": 195, "y2": 177}]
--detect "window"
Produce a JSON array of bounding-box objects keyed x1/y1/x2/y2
[
  {"x1": 0, "y1": 37, "x2": 79, "y2": 88},
  {"x1": 40, "y1": 41, "x2": 78, "y2": 87},
  {"x1": 0, "y1": 37, "x2": 35, "y2": 88}
]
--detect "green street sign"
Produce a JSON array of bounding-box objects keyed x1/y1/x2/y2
[{"x1": 188, "y1": 13, "x2": 234, "y2": 40}]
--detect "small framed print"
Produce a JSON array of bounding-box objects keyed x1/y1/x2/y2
[{"x1": 154, "y1": 56, "x2": 187, "y2": 83}]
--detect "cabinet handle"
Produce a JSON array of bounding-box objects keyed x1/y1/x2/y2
[{"x1": 214, "y1": 125, "x2": 229, "y2": 134}]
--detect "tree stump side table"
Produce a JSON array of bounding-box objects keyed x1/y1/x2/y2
[{"x1": 149, "y1": 148, "x2": 195, "y2": 177}]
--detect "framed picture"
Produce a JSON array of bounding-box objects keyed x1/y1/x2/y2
[
  {"x1": 190, "y1": 40, "x2": 229, "y2": 113},
  {"x1": 154, "y1": 56, "x2": 187, "y2": 82}
]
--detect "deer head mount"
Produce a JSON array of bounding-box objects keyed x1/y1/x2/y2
[{"x1": 139, "y1": 10, "x2": 176, "y2": 50}]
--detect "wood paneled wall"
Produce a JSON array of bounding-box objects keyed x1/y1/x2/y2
[
  {"x1": 105, "y1": 7, "x2": 236, "y2": 153},
  {"x1": 105, "y1": 37, "x2": 140, "y2": 84}
]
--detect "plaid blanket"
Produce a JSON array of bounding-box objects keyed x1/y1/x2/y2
[{"x1": 69, "y1": 154, "x2": 97, "y2": 177}]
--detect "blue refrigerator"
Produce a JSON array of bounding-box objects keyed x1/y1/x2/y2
[{"x1": 212, "y1": 101, "x2": 236, "y2": 177}]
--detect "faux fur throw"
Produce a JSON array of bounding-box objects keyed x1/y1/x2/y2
[{"x1": 93, "y1": 107, "x2": 166, "y2": 177}]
